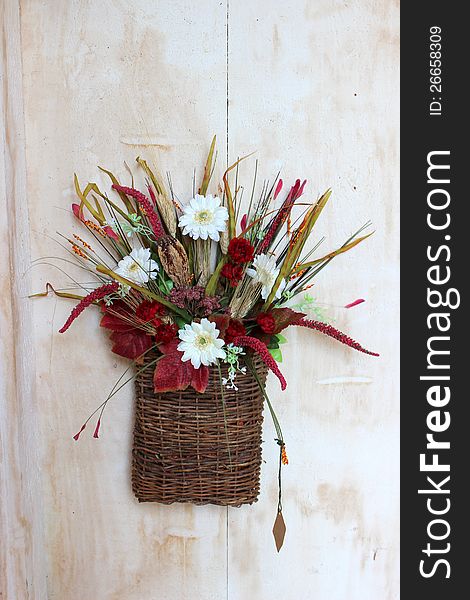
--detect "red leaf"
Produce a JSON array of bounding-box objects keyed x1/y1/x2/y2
[
  {"x1": 153, "y1": 351, "x2": 192, "y2": 392},
  {"x1": 274, "y1": 179, "x2": 283, "y2": 200},
  {"x1": 269, "y1": 308, "x2": 306, "y2": 334},
  {"x1": 100, "y1": 301, "x2": 145, "y2": 332},
  {"x1": 190, "y1": 364, "x2": 209, "y2": 393},
  {"x1": 153, "y1": 340, "x2": 209, "y2": 393},
  {"x1": 100, "y1": 312, "x2": 134, "y2": 332},
  {"x1": 109, "y1": 329, "x2": 153, "y2": 359},
  {"x1": 240, "y1": 213, "x2": 247, "y2": 231},
  {"x1": 159, "y1": 337, "x2": 180, "y2": 355}
]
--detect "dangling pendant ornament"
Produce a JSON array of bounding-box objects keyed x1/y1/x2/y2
[{"x1": 273, "y1": 510, "x2": 287, "y2": 552}]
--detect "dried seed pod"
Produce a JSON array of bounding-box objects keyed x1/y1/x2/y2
[
  {"x1": 157, "y1": 236, "x2": 192, "y2": 287},
  {"x1": 156, "y1": 192, "x2": 177, "y2": 236}
]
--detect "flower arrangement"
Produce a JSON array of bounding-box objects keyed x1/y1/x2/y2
[{"x1": 41, "y1": 137, "x2": 378, "y2": 550}]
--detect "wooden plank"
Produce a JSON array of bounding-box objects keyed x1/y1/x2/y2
[
  {"x1": 0, "y1": 1, "x2": 48, "y2": 598},
  {"x1": 20, "y1": 1, "x2": 227, "y2": 598},
  {"x1": 226, "y1": 1, "x2": 399, "y2": 598},
  {"x1": 9, "y1": 0, "x2": 400, "y2": 597}
]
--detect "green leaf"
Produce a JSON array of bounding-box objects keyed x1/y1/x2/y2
[
  {"x1": 275, "y1": 333, "x2": 288, "y2": 345},
  {"x1": 205, "y1": 256, "x2": 227, "y2": 296},
  {"x1": 269, "y1": 348, "x2": 283, "y2": 363},
  {"x1": 174, "y1": 316, "x2": 187, "y2": 329}
]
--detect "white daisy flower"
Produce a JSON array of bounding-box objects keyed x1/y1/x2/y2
[
  {"x1": 246, "y1": 253, "x2": 286, "y2": 300},
  {"x1": 178, "y1": 194, "x2": 228, "y2": 241},
  {"x1": 177, "y1": 318, "x2": 226, "y2": 369},
  {"x1": 114, "y1": 247, "x2": 159, "y2": 285}
]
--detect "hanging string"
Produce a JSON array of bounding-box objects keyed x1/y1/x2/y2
[{"x1": 276, "y1": 440, "x2": 283, "y2": 513}]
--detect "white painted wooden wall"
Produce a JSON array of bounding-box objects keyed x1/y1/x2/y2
[{"x1": 1, "y1": 1, "x2": 399, "y2": 598}]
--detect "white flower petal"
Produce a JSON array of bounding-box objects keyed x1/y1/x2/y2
[
  {"x1": 178, "y1": 194, "x2": 228, "y2": 241},
  {"x1": 177, "y1": 318, "x2": 226, "y2": 369}
]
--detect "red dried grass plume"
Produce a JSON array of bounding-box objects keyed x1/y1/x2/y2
[
  {"x1": 233, "y1": 335, "x2": 287, "y2": 390},
  {"x1": 59, "y1": 282, "x2": 119, "y2": 333},
  {"x1": 294, "y1": 318, "x2": 379, "y2": 356},
  {"x1": 112, "y1": 184, "x2": 165, "y2": 239}
]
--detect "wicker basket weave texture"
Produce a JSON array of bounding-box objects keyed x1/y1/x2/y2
[{"x1": 132, "y1": 351, "x2": 268, "y2": 506}]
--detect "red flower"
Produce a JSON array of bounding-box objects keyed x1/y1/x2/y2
[
  {"x1": 135, "y1": 300, "x2": 166, "y2": 323},
  {"x1": 224, "y1": 319, "x2": 246, "y2": 344},
  {"x1": 256, "y1": 312, "x2": 276, "y2": 334},
  {"x1": 221, "y1": 262, "x2": 244, "y2": 286},
  {"x1": 228, "y1": 237, "x2": 254, "y2": 263},
  {"x1": 155, "y1": 322, "x2": 179, "y2": 344}
]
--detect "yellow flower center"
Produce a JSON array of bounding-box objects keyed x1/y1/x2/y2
[
  {"x1": 129, "y1": 262, "x2": 140, "y2": 273},
  {"x1": 195, "y1": 209, "x2": 213, "y2": 224},
  {"x1": 195, "y1": 334, "x2": 211, "y2": 349}
]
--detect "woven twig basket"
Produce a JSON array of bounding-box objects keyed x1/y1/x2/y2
[{"x1": 132, "y1": 351, "x2": 268, "y2": 506}]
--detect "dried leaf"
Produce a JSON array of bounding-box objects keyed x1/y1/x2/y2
[
  {"x1": 199, "y1": 135, "x2": 217, "y2": 196},
  {"x1": 98, "y1": 167, "x2": 135, "y2": 213},
  {"x1": 292, "y1": 232, "x2": 373, "y2": 273},
  {"x1": 223, "y1": 152, "x2": 255, "y2": 238},
  {"x1": 264, "y1": 189, "x2": 332, "y2": 308}
]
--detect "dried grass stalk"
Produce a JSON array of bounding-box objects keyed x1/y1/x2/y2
[
  {"x1": 195, "y1": 239, "x2": 211, "y2": 287},
  {"x1": 219, "y1": 224, "x2": 229, "y2": 254},
  {"x1": 230, "y1": 280, "x2": 262, "y2": 319}
]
